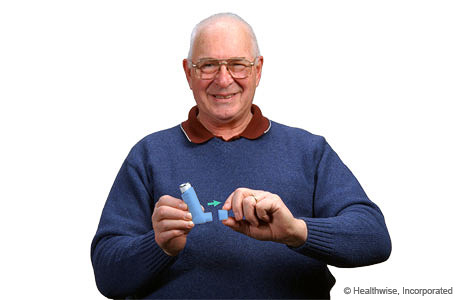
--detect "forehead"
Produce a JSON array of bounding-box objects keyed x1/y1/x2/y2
[{"x1": 192, "y1": 20, "x2": 253, "y2": 60}]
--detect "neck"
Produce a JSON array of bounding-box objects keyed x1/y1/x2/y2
[{"x1": 197, "y1": 109, "x2": 253, "y2": 141}]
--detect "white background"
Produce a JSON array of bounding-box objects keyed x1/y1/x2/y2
[{"x1": 1, "y1": 1, "x2": 459, "y2": 299}]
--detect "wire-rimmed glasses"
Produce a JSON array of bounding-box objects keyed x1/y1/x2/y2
[{"x1": 191, "y1": 57, "x2": 258, "y2": 80}]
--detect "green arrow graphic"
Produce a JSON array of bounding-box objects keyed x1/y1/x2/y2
[{"x1": 207, "y1": 200, "x2": 221, "y2": 207}]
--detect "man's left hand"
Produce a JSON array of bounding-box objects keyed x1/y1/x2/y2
[{"x1": 222, "y1": 188, "x2": 307, "y2": 247}]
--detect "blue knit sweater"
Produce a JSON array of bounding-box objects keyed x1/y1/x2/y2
[{"x1": 91, "y1": 121, "x2": 391, "y2": 299}]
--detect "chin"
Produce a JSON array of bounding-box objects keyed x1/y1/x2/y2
[
  {"x1": 207, "y1": 100, "x2": 241, "y2": 118},
  {"x1": 210, "y1": 107, "x2": 239, "y2": 121}
]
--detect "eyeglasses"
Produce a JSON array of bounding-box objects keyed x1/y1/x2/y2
[{"x1": 191, "y1": 57, "x2": 258, "y2": 80}]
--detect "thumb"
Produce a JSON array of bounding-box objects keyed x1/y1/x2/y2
[{"x1": 222, "y1": 217, "x2": 249, "y2": 235}]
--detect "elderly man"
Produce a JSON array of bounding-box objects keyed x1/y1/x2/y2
[{"x1": 91, "y1": 13, "x2": 391, "y2": 299}]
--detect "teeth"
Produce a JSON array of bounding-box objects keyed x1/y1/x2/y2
[{"x1": 214, "y1": 94, "x2": 235, "y2": 99}]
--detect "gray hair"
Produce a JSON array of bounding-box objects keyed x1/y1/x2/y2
[{"x1": 187, "y1": 13, "x2": 261, "y2": 62}]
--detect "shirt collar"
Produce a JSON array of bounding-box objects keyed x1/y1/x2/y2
[{"x1": 180, "y1": 104, "x2": 271, "y2": 144}]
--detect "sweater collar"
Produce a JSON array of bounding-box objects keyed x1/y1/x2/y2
[{"x1": 180, "y1": 104, "x2": 271, "y2": 144}]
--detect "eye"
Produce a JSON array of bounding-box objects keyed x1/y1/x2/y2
[
  {"x1": 229, "y1": 61, "x2": 248, "y2": 72},
  {"x1": 199, "y1": 61, "x2": 219, "y2": 72}
]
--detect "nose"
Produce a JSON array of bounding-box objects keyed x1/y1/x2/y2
[{"x1": 213, "y1": 64, "x2": 234, "y2": 88}]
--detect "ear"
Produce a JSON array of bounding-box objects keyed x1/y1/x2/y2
[
  {"x1": 255, "y1": 56, "x2": 264, "y2": 87},
  {"x1": 183, "y1": 59, "x2": 193, "y2": 89}
]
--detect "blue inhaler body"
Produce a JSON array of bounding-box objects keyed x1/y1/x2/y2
[{"x1": 179, "y1": 183, "x2": 213, "y2": 224}]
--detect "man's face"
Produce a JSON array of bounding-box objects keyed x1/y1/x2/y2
[{"x1": 183, "y1": 20, "x2": 263, "y2": 124}]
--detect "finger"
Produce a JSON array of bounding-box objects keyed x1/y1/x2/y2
[
  {"x1": 222, "y1": 191, "x2": 235, "y2": 210},
  {"x1": 157, "y1": 219, "x2": 194, "y2": 232},
  {"x1": 232, "y1": 190, "x2": 244, "y2": 221},
  {"x1": 222, "y1": 217, "x2": 249, "y2": 235},
  {"x1": 255, "y1": 195, "x2": 279, "y2": 223},
  {"x1": 157, "y1": 229, "x2": 188, "y2": 242},
  {"x1": 253, "y1": 191, "x2": 270, "y2": 202},
  {"x1": 153, "y1": 205, "x2": 193, "y2": 222},
  {"x1": 156, "y1": 195, "x2": 188, "y2": 211},
  {"x1": 242, "y1": 195, "x2": 259, "y2": 226},
  {"x1": 232, "y1": 188, "x2": 254, "y2": 221},
  {"x1": 223, "y1": 218, "x2": 268, "y2": 241}
]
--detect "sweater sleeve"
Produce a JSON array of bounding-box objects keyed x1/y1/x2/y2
[
  {"x1": 91, "y1": 155, "x2": 176, "y2": 298},
  {"x1": 291, "y1": 139, "x2": 391, "y2": 267}
]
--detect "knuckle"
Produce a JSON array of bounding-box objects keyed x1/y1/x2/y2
[
  {"x1": 158, "y1": 195, "x2": 175, "y2": 205},
  {"x1": 156, "y1": 232, "x2": 166, "y2": 244},
  {"x1": 154, "y1": 200, "x2": 161, "y2": 209},
  {"x1": 158, "y1": 195, "x2": 168, "y2": 202},
  {"x1": 172, "y1": 230, "x2": 183, "y2": 238},
  {"x1": 243, "y1": 200, "x2": 254, "y2": 210},
  {"x1": 235, "y1": 187, "x2": 245, "y2": 194},
  {"x1": 274, "y1": 195, "x2": 283, "y2": 204},
  {"x1": 155, "y1": 199, "x2": 165, "y2": 209},
  {"x1": 155, "y1": 221, "x2": 165, "y2": 232},
  {"x1": 156, "y1": 206, "x2": 167, "y2": 218},
  {"x1": 261, "y1": 192, "x2": 270, "y2": 199}
]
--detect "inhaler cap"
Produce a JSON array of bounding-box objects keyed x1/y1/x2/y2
[{"x1": 179, "y1": 182, "x2": 191, "y2": 194}]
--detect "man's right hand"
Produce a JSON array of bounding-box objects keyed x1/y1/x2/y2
[{"x1": 152, "y1": 195, "x2": 194, "y2": 256}]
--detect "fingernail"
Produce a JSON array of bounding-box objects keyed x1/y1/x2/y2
[
  {"x1": 188, "y1": 221, "x2": 194, "y2": 227},
  {"x1": 185, "y1": 212, "x2": 192, "y2": 220},
  {"x1": 180, "y1": 203, "x2": 188, "y2": 210}
]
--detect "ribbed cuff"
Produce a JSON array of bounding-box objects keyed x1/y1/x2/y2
[
  {"x1": 289, "y1": 217, "x2": 335, "y2": 259},
  {"x1": 137, "y1": 230, "x2": 177, "y2": 276}
]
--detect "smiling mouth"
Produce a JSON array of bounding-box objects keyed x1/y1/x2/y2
[{"x1": 211, "y1": 93, "x2": 238, "y2": 99}]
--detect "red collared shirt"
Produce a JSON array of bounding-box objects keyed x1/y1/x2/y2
[{"x1": 180, "y1": 104, "x2": 271, "y2": 143}]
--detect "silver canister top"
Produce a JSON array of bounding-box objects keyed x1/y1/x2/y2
[{"x1": 179, "y1": 182, "x2": 191, "y2": 194}]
